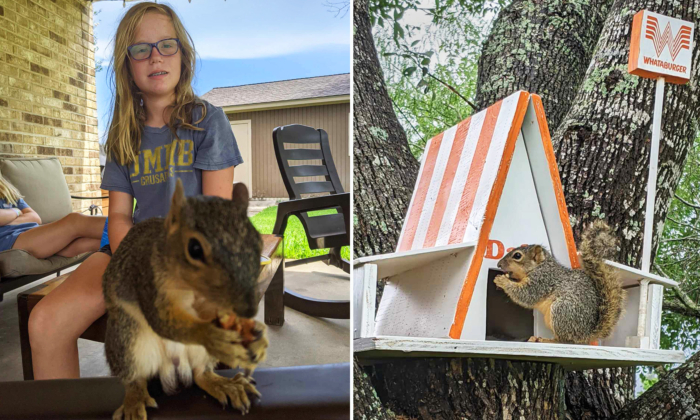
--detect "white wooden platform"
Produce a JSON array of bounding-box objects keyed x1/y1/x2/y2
[
  {"x1": 354, "y1": 336, "x2": 685, "y2": 370},
  {"x1": 354, "y1": 242, "x2": 476, "y2": 279}
]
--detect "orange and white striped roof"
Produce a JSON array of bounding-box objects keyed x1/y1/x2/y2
[
  {"x1": 397, "y1": 91, "x2": 576, "y2": 259},
  {"x1": 397, "y1": 91, "x2": 526, "y2": 251}
]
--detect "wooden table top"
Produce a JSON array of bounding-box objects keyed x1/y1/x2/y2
[{"x1": 0, "y1": 364, "x2": 350, "y2": 419}]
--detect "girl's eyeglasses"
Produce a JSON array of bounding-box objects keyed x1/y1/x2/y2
[{"x1": 127, "y1": 38, "x2": 180, "y2": 61}]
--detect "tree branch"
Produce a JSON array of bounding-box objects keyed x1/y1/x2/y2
[
  {"x1": 663, "y1": 298, "x2": 700, "y2": 319},
  {"x1": 426, "y1": 72, "x2": 477, "y2": 110},
  {"x1": 666, "y1": 216, "x2": 700, "y2": 233},
  {"x1": 674, "y1": 193, "x2": 700, "y2": 210}
]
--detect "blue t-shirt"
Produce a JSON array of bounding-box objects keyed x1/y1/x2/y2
[
  {"x1": 0, "y1": 198, "x2": 39, "y2": 252},
  {"x1": 100, "y1": 100, "x2": 242, "y2": 227}
]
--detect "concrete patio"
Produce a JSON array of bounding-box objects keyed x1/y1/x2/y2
[{"x1": 0, "y1": 259, "x2": 350, "y2": 381}]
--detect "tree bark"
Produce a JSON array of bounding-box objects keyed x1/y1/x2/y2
[
  {"x1": 475, "y1": 0, "x2": 614, "y2": 132},
  {"x1": 564, "y1": 367, "x2": 635, "y2": 420},
  {"x1": 353, "y1": 0, "x2": 420, "y2": 258},
  {"x1": 369, "y1": 358, "x2": 567, "y2": 420},
  {"x1": 354, "y1": 359, "x2": 396, "y2": 420},
  {"x1": 613, "y1": 352, "x2": 700, "y2": 419},
  {"x1": 552, "y1": 0, "x2": 700, "y2": 266}
]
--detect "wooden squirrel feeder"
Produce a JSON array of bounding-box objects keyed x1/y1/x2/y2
[{"x1": 353, "y1": 91, "x2": 685, "y2": 370}]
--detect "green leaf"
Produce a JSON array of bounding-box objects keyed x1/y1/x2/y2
[
  {"x1": 411, "y1": 40, "x2": 420, "y2": 47},
  {"x1": 404, "y1": 66, "x2": 417, "y2": 76},
  {"x1": 421, "y1": 57, "x2": 431, "y2": 66}
]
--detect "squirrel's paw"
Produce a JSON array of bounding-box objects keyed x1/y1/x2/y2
[
  {"x1": 112, "y1": 383, "x2": 157, "y2": 420},
  {"x1": 494, "y1": 274, "x2": 511, "y2": 290},
  {"x1": 195, "y1": 371, "x2": 261, "y2": 415},
  {"x1": 527, "y1": 336, "x2": 558, "y2": 344},
  {"x1": 203, "y1": 324, "x2": 253, "y2": 366},
  {"x1": 245, "y1": 321, "x2": 268, "y2": 367}
]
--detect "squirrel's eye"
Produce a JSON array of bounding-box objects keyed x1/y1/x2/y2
[
  {"x1": 513, "y1": 252, "x2": 522, "y2": 260},
  {"x1": 188, "y1": 238, "x2": 205, "y2": 262}
]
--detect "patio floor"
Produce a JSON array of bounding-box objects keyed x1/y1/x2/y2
[{"x1": 0, "y1": 259, "x2": 349, "y2": 381}]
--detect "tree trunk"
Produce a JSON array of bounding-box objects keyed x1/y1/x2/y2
[
  {"x1": 553, "y1": 0, "x2": 700, "y2": 266},
  {"x1": 564, "y1": 367, "x2": 635, "y2": 420},
  {"x1": 475, "y1": 0, "x2": 614, "y2": 132},
  {"x1": 369, "y1": 358, "x2": 567, "y2": 420},
  {"x1": 353, "y1": 0, "x2": 420, "y2": 258},
  {"x1": 612, "y1": 351, "x2": 700, "y2": 420},
  {"x1": 354, "y1": 359, "x2": 396, "y2": 420}
]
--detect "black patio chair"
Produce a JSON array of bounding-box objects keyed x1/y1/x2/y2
[{"x1": 272, "y1": 124, "x2": 350, "y2": 319}]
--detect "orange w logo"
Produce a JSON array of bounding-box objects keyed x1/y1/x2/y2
[{"x1": 646, "y1": 16, "x2": 692, "y2": 61}]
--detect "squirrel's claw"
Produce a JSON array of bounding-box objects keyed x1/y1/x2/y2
[
  {"x1": 112, "y1": 380, "x2": 156, "y2": 420},
  {"x1": 196, "y1": 371, "x2": 260, "y2": 415},
  {"x1": 112, "y1": 401, "x2": 150, "y2": 420}
]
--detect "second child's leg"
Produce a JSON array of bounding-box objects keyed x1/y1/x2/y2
[
  {"x1": 28, "y1": 252, "x2": 110, "y2": 380},
  {"x1": 13, "y1": 213, "x2": 105, "y2": 259},
  {"x1": 55, "y1": 238, "x2": 102, "y2": 258}
]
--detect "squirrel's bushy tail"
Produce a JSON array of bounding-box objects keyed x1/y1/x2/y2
[{"x1": 580, "y1": 220, "x2": 625, "y2": 339}]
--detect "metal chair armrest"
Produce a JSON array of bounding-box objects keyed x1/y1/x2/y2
[
  {"x1": 272, "y1": 193, "x2": 350, "y2": 236},
  {"x1": 71, "y1": 195, "x2": 109, "y2": 200}
]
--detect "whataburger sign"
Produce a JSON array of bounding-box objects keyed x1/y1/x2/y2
[
  {"x1": 629, "y1": 10, "x2": 694, "y2": 84},
  {"x1": 628, "y1": 10, "x2": 694, "y2": 286}
]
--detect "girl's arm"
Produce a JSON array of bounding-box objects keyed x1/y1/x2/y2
[
  {"x1": 108, "y1": 191, "x2": 135, "y2": 252},
  {"x1": 0, "y1": 208, "x2": 20, "y2": 226},
  {"x1": 202, "y1": 167, "x2": 235, "y2": 200},
  {"x1": 8, "y1": 208, "x2": 42, "y2": 225}
]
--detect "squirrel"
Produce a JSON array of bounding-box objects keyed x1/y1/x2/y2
[
  {"x1": 103, "y1": 179, "x2": 267, "y2": 419},
  {"x1": 493, "y1": 220, "x2": 625, "y2": 345}
]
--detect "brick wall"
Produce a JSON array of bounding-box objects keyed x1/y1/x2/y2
[{"x1": 0, "y1": 0, "x2": 100, "y2": 214}]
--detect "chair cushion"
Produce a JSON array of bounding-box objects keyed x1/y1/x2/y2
[
  {"x1": 0, "y1": 248, "x2": 90, "y2": 279},
  {"x1": 0, "y1": 157, "x2": 72, "y2": 224}
]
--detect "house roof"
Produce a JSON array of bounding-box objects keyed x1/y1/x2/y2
[{"x1": 201, "y1": 74, "x2": 350, "y2": 109}]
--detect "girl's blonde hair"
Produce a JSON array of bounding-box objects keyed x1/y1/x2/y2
[
  {"x1": 106, "y1": 2, "x2": 205, "y2": 166},
  {"x1": 0, "y1": 173, "x2": 23, "y2": 206}
]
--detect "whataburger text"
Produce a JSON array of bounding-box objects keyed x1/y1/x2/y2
[{"x1": 642, "y1": 56, "x2": 687, "y2": 74}]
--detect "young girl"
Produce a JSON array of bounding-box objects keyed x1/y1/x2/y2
[
  {"x1": 0, "y1": 174, "x2": 105, "y2": 258},
  {"x1": 28, "y1": 2, "x2": 243, "y2": 380}
]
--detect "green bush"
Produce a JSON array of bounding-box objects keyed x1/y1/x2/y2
[{"x1": 250, "y1": 206, "x2": 350, "y2": 260}]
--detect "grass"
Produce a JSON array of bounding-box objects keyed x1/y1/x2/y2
[{"x1": 250, "y1": 206, "x2": 350, "y2": 260}]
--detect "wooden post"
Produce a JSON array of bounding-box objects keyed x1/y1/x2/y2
[{"x1": 353, "y1": 264, "x2": 377, "y2": 339}]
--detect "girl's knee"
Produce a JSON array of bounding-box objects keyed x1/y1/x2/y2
[
  {"x1": 66, "y1": 212, "x2": 84, "y2": 224},
  {"x1": 28, "y1": 301, "x2": 62, "y2": 347}
]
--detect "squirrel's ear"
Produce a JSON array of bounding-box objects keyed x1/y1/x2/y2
[
  {"x1": 532, "y1": 245, "x2": 546, "y2": 264},
  {"x1": 165, "y1": 178, "x2": 186, "y2": 234},
  {"x1": 232, "y1": 182, "x2": 249, "y2": 212}
]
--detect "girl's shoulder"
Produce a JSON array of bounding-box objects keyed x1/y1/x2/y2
[{"x1": 191, "y1": 98, "x2": 227, "y2": 128}]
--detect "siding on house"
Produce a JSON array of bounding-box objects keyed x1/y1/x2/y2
[
  {"x1": 0, "y1": 0, "x2": 99, "y2": 213},
  {"x1": 228, "y1": 102, "x2": 350, "y2": 199}
]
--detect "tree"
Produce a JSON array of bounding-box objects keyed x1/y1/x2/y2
[
  {"x1": 354, "y1": 0, "x2": 420, "y2": 258},
  {"x1": 353, "y1": 0, "x2": 700, "y2": 417}
]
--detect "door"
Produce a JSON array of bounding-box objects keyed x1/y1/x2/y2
[{"x1": 230, "y1": 120, "x2": 253, "y2": 197}]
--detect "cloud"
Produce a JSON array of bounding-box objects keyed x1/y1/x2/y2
[{"x1": 93, "y1": 1, "x2": 350, "y2": 62}]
